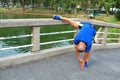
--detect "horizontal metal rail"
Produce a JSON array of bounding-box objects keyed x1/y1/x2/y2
[
  {"x1": 107, "y1": 38, "x2": 120, "y2": 40},
  {"x1": 0, "y1": 30, "x2": 76, "y2": 40},
  {"x1": 1, "y1": 31, "x2": 119, "y2": 41},
  {"x1": 108, "y1": 32, "x2": 120, "y2": 35},
  {"x1": 40, "y1": 30, "x2": 76, "y2": 36},
  {"x1": 96, "y1": 32, "x2": 104, "y2": 34},
  {"x1": 0, "y1": 30, "x2": 120, "y2": 51},
  {"x1": 0, "y1": 37, "x2": 119, "y2": 51},
  {"x1": 94, "y1": 38, "x2": 103, "y2": 40}
]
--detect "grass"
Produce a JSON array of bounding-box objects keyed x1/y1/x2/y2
[
  {"x1": 95, "y1": 15, "x2": 120, "y2": 24},
  {"x1": 0, "y1": 8, "x2": 120, "y2": 23},
  {"x1": 106, "y1": 16, "x2": 118, "y2": 23}
]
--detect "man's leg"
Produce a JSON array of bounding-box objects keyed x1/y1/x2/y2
[
  {"x1": 83, "y1": 52, "x2": 89, "y2": 62},
  {"x1": 83, "y1": 50, "x2": 92, "y2": 68},
  {"x1": 83, "y1": 53, "x2": 89, "y2": 68}
]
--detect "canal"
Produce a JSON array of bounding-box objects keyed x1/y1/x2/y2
[{"x1": 0, "y1": 13, "x2": 74, "y2": 57}]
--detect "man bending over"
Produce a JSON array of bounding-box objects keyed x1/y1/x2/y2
[{"x1": 53, "y1": 15, "x2": 96, "y2": 69}]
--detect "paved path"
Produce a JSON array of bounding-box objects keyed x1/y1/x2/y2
[{"x1": 0, "y1": 48, "x2": 120, "y2": 80}]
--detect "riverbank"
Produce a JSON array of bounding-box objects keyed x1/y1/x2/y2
[{"x1": 0, "y1": 8, "x2": 120, "y2": 24}]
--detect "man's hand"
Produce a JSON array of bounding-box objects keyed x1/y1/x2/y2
[
  {"x1": 79, "y1": 58, "x2": 85, "y2": 69},
  {"x1": 53, "y1": 15, "x2": 62, "y2": 20}
]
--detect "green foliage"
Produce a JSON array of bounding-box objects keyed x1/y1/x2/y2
[
  {"x1": 107, "y1": 28, "x2": 120, "y2": 43},
  {"x1": 1, "y1": 0, "x2": 120, "y2": 16},
  {"x1": 115, "y1": 10, "x2": 120, "y2": 20},
  {"x1": 107, "y1": 16, "x2": 118, "y2": 23}
]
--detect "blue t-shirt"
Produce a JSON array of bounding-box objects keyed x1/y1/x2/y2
[{"x1": 74, "y1": 22, "x2": 96, "y2": 52}]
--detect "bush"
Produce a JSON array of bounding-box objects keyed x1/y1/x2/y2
[{"x1": 115, "y1": 10, "x2": 120, "y2": 20}]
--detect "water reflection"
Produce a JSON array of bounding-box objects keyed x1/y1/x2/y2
[
  {"x1": 52, "y1": 41, "x2": 71, "y2": 48},
  {"x1": 0, "y1": 13, "x2": 74, "y2": 57}
]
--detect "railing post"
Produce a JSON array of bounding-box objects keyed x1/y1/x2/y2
[
  {"x1": 32, "y1": 27, "x2": 40, "y2": 52},
  {"x1": 95, "y1": 27, "x2": 104, "y2": 44},
  {"x1": 118, "y1": 36, "x2": 120, "y2": 43},
  {"x1": 102, "y1": 26, "x2": 108, "y2": 45},
  {"x1": 74, "y1": 29, "x2": 78, "y2": 37}
]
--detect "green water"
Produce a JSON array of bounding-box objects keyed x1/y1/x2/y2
[{"x1": 0, "y1": 13, "x2": 74, "y2": 57}]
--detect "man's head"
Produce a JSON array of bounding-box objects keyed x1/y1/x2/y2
[{"x1": 76, "y1": 42, "x2": 86, "y2": 52}]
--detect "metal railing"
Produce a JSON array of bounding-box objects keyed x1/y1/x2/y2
[{"x1": 0, "y1": 18, "x2": 120, "y2": 54}]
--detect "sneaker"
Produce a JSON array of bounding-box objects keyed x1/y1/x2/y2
[
  {"x1": 84, "y1": 62, "x2": 88, "y2": 69},
  {"x1": 53, "y1": 15, "x2": 62, "y2": 20}
]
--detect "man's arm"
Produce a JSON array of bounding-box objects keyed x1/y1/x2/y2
[
  {"x1": 61, "y1": 17, "x2": 81, "y2": 28},
  {"x1": 75, "y1": 45, "x2": 84, "y2": 69},
  {"x1": 53, "y1": 15, "x2": 83, "y2": 28}
]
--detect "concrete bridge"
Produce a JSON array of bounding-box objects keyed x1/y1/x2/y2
[
  {"x1": 0, "y1": 18, "x2": 120, "y2": 80},
  {"x1": 0, "y1": 48, "x2": 120, "y2": 80}
]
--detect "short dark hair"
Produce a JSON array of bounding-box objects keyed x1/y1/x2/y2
[{"x1": 78, "y1": 50, "x2": 85, "y2": 53}]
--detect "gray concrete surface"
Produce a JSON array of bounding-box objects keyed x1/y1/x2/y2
[{"x1": 0, "y1": 48, "x2": 120, "y2": 80}]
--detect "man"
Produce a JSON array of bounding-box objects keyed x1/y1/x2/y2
[{"x1": 53, "y1": 15, "x2": 96, "y2": 69}]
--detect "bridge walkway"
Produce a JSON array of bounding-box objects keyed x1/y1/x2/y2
[{"x1": 0, "y1": 48, "x2": 120, "y2": 80}]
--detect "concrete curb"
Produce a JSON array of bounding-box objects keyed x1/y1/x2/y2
[{"x1": 0, "y1": 43, "x2": 120, "y2": 69}]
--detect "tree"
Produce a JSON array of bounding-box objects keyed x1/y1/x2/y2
[
  {"x1": 104, "y1": 0, "x2": 116, "y2": 16},
  {"x1": 96, "y1": 0, "x2": 113, "y2": 16},
  {"x1": 0, "y1": 0, "x2": 10, "y2": 9},
  {"x1": 19, "y1": 0, "x2": 25, "y2": 11}
]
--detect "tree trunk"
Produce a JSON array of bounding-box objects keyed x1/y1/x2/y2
[
  {"x1": 106, "y1": 11, "x2": 109, "y2": 16},
  {"x1": 5, "y1": 0, "x2": 9, "y2": 10},
  {"x1": 19, "y1": 0, "x2": 25, "y2": 11},
  {"x1": 86, "y1": 0, "x2": 90, "y2": 19},
  {"x1": 31, "y1": 0, "x2": 35, "y2": 11}
]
